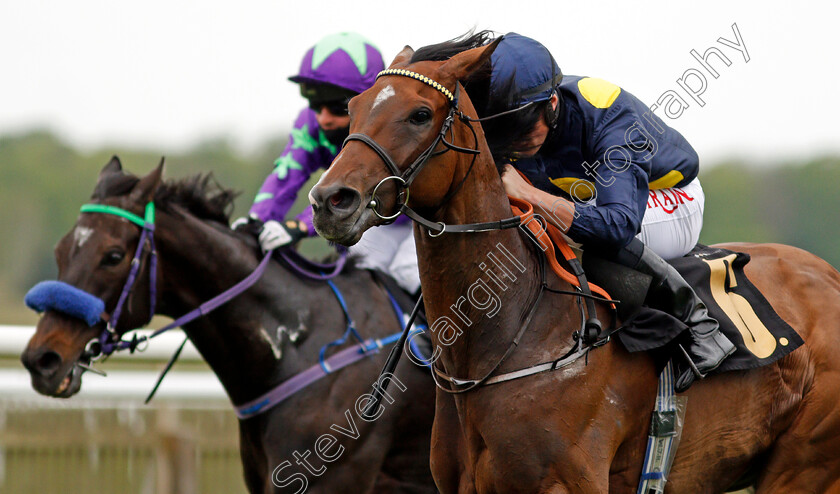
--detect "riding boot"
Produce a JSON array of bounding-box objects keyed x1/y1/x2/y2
[{"x1": 612, "y1": 239, "x2": 736, "y2": 392}]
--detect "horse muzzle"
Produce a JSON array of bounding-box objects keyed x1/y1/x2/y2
[
  {"x1": 21, "y1": 345, "x2": 85, "y2": 398},
  {"x1": 21, "y1": 312, "x2": 98, "y2": 398},
  {"x1": 309, "y1": 183, "x2": 369, "y2": 245}
]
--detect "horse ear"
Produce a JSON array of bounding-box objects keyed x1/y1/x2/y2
[
  {"x1": 129, "y1": 157, "x2": 165, "y2": 204},
  {"x1": 98, "y1": 156, "x2": 123, "y2": 180},
  {"x1": 439, "y1": 38, "x2": 501, "y2": 82},
  {"x1": 91, "y1": 156, "x2": 125, "y2": 198},
  {"x1": 389, "y1": 45, "x2": 414, "y2": 68}
]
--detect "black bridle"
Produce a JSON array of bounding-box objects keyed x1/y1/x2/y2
[
  {"x1": 348, "y1": 68, "x2": 613, "y2": 416},
  {"x1": 344, "y1": 68, "x2": 523, "y2": 236}
]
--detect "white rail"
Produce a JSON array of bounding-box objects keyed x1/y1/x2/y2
[
  {"x1": 1, "y1": 325, "x2": 203, "y2": 360},
  {"x1": 1, "y1": 325, "x2": 228, "y2": 402}
]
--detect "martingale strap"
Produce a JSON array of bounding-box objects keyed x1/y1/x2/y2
[
  {"x1": 346, "y1": 68, "x2": 618, "y2": 393},
  {"x1": 235, "y1": 280, "x2": 423, "y2": 419},
  {"x1": 318, "y1": 279, "x2": 365, "y2": 372},
  {"x1": 430, "y1": 200, "x2": 620, "y2": 392},
  {"x1": 234, "y1": 328, "x2": 422, "y2": 419},
  {"x1": 510, "y1": 197, "x2": 611, "y2": 298}
]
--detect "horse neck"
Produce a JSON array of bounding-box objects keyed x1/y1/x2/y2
[
  {"x1": 414, "y1": 118, "x2": 545, "y2": 377},
  {"x1": 153, "y1": 210, "x2": 324, "y2": 404}
]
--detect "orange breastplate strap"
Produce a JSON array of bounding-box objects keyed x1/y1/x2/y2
[{"x1": 508, "y1": 196, "x2": 613, "y2": 303}]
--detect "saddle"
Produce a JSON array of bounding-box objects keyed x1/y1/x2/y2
[
  {"x1": 511, "y1": 195, "x2": 802, "y2": 374},
  {"x1": 582, "y1": 243, "x2": 803, "y2": 374}
]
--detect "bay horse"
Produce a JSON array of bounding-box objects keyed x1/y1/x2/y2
[
  {"x1": 309, "y1": 36, "x2": 840, "y2": 493},
  {"x1": 20, "y1": 157, "x2": 437, "y2": 494}
]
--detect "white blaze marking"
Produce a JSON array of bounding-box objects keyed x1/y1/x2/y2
[
  {"x1": 74, "y1": 226, "x2": 94, "y2": 248},
  {"x1": 371, "y1": 84, "x2": 395, "y2": 111},
  {"x1": 259, "y1": 327, "x2": 282, "y2": 360}
]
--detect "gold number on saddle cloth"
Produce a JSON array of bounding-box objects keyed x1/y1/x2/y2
[{"x1": 703, "y1": 254, "x2": 779, "y2": 359}]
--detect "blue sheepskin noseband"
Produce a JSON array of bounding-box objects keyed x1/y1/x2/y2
[{"x1": 25, "y1": 281, "x2": 105, "y2": 327}]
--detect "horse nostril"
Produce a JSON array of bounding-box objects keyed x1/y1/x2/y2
[
  {"x1": 311, "y1": 184, "x2": 360, "y2": 219},
  {"x1": 36, "y1": 351, "x2": 62, "y2": 376},
  {"x1": 327, "y1": 187, "x2": 360, "y2": 214},
  {"x1": 330, "y1": 191, "x2": 348, "y2": 208}
]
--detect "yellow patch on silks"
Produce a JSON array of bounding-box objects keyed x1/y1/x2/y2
[
  {"x1": 578, "y1": 77, "x2": 622, "y2": 109},
  {"x1": 549, "y1": 177, "x2": 596, "y2": 200},
  {"x1": 648, "y1": 170, "x2": 685, "y2": 190}
]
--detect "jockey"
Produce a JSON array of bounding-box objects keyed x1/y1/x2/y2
[
  {"x1": 473, "y1": 33, "x2": 735, "y2": 391},
  {"x1": 236, "y1": 32, "x2": 420, "y2": 295}
]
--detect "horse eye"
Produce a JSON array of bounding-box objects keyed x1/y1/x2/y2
[
  {"x1": 408, "y1": 109, "x2": 432, "y2": 125},
  {"x1": 101, "y1": 250, "x2": 125, "y2": 267}
]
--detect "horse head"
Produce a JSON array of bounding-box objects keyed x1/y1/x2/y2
[
  {"x1": 21, "y1": 156, "x2": 169, "y2": 397},
  {"x1": 310, "y1": 37, "x2": 501, "y2": 245}
]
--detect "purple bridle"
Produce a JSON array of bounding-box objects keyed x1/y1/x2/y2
[
  {"x1": 27, "y1": 199, "x2": 418, "y2": 415},
  {"x1": 77, "y1": 202, "x2": 160, "y2": 357},
  {"x1": 76, "y1": 202, "x2": 275, "y2": 360},
  {"x1": 77, "y1": 202, "x2": 347, "y2": 359}
]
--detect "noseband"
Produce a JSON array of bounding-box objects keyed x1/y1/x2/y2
[
  {"x1": 26, "y1": 202, "x2": 272, "y2": 365},
  {"x1": 344, "y1": 69, "x2": 523, "y2": 236},
  {"x1": 345, "y1": 68, "x2": 614, "y2": 407}
]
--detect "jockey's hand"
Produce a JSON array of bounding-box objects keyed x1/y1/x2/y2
[
  {"x1": 258, "y1": 220, "x2": 307, "y2": 251},
  {"x1": 500, "y1": 163, "x2": 535, "y2": 201},
  {"x1": 231, "y1": 215, "x2": 263, "y2": 236},
  {"x1": 230, "y1": 216, "x2": 250, "y2": 231}
]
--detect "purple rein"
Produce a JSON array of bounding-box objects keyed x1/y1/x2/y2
[
  {"x1": 24, "y1": 200, "x2": 417, "y2": 419},
  {"x1": 25, "y1": 202, "x2": 347, "y2": 359}
]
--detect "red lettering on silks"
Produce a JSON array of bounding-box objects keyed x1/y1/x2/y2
[
  {"x1": 670, "y1": 189, "x2": 684, "y2": 205},
  {"x1": 648, "y1": 190, "x2": 663, "y2": 210},
  {"x1": 649, "y1": 187, "x2": 693, "y2": 213},
  {"x1": 672, "y1": 188, "x2": 695, "y2": 203},
  {"x1": 649, "y1": 189, "x2": 678, "y2": 213}
]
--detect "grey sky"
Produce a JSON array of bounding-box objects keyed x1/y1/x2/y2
[{"x1": 2, "y1": 0, "x2": 838, "y2": 164}]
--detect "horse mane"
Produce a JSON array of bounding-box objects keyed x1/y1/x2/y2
[
  {"x1": 91, "y1": 166, "x2": 365, "y2": 277},
  {"x1": 92, "y1": 171, "x2": 238, "y2": 225},
  {"x1": 410, "y1": 30, "x2": 495, "y2": 63}
]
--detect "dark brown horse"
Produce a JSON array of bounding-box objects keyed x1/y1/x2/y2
[
  {"x1": 309, "y1": 38, "x2": 840, "y2": 493},
  {"x1": 21, "y1": 157, "x2": 436, "y2": 494}
]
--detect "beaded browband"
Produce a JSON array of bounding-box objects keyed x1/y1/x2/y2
[{"x1": 376, "y1": 69, "x2": 455, "y2": 103}]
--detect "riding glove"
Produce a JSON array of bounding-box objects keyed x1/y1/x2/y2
[{"x1": 258, "y1": 220, "x2": 307, "y2": 251}]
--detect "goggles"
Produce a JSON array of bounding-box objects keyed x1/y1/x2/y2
[{"x1": 308, "y1": 99, "x2": 350, "y2": 116}]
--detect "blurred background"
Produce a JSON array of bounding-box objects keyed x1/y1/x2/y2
[{"x1": 0, "y1": 0, "x2": 837, "y2": 492}]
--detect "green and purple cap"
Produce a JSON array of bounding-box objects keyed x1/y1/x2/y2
[{"x1": 289, "y1": 32, "x2": 384, "y2": 98}]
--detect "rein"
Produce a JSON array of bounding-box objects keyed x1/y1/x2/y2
[
  {"x1": 278, "y1": 246, "x2": 348, "y2": 281},
  {"x1": 349, "y1": 68, "x2": 617, "y2": 403},
  {"x1": 76, "y1": 202, "x2": 273, "y2": 361},
  {"x1": 34, "y1": 201, "x2": 419, "y2": 415}
]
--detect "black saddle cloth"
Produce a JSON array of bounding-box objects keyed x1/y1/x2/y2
[{"x1": 586, "y1": 244, "x2": 803, "y2": 374}]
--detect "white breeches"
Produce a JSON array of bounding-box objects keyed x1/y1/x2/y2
[
  {"x1": 349, "y1": 221, "x2": 420, "y2": 294},
  {"x1": 636, "y1": 177, "x2": 705, "y2": 260}
]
